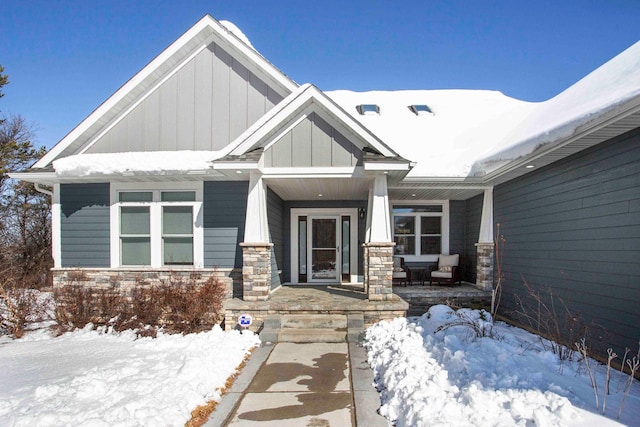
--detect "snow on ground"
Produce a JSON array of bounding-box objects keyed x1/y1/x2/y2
[
  {"x1": 0, "y1": 324, "x2": 260, "y2": 426},
  {"x1": 365, "y1": 305, "x2": 640, "y2": 427}
]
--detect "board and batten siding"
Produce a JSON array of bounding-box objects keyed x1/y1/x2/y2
[
  {"x1": 60, "y1": 183, "x2": 111, "y2": 267},
  {"x1": 494, "y1": 127, "x2": 640, "y2": 356},
  {"x1": 267, "y1": 188, "x2": 285, "y2": 289},
  {"x1": 263, "y1": 113, "x2": 364, "y2": 168},
  {"x1": 203, "y1": 181, "x2": 248, "y2": 269},
  {"x1": 87, "y1": 42, "x2": 283, "y2": 154}
]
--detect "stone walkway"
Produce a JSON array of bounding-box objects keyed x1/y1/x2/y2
[{"x1": 205, "y1": 342, "x2": 388, "y2": 426}]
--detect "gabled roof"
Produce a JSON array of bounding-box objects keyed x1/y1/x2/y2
[
  {"x1": 32, "y1": 14, "x2": 298, "y2": 169},
  {"x1": 218, "y1": 83, "x2": 407, "y2": 162}
]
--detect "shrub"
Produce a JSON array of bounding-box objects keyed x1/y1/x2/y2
[{"x1": 54, "y1": 274, "x2": 226, "y2": 335}]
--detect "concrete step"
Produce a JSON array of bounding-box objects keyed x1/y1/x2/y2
[
  {"x1": 278, "y1": 328, "x2": 347, "y2": 343},
  {"x1": 281, "y1": 314, "x2": 347, "y2": 329}
]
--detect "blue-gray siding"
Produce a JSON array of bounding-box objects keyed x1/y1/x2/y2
[
  {"x1": 203, "y1": 181, "x2": 248, "y2": 268},
  {"x1": 88, "y1": 42, "x2": 283, "y2": 154},
  {"x1": 267, "y1": 188, "x2": 285, "y2": 289},
  {"x1": 494, "y1": 127, "x2": 640, "y2": 356},
  {"x1": 282, "y1": 201, "x2": 367, "y2": 282},
  {"x1": 60, "y1": 183, "x2": 111, "y2": 267},
  {"x1": 464, "y1": 194, "x2": 483, "y2": 283}
]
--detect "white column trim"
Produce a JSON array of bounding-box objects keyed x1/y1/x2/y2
[
  {"x1": 478, "y1": 187, "x2": 494, "y2": 244},
  {"x1": 368, "y1": 173, "x2": 392, "y2": 242},
  {"x1": 52, "y1": 183, "x2": 61, "y2": 268},
  {"x1": 243, "y1": 171, "x2": 270, "y2": 243}
]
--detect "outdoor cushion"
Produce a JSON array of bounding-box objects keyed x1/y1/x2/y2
[
  {"x1": 438, "y1": 265, "x2": 452, "y2": 273},
  {"x1": 438, "y1": 254, "x2": 459, "y2": 268},
  {"x1": 393, "y1": 257, "x2": 404, "y2": 272},
  {"x1": 431, "y1": 270, "x2": 453, "y2": 278}
]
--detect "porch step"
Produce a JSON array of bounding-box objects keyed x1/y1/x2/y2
[
  {"x1": 278, "y1": 328, "x2": 346, "y2": 343},
  {"x1": 281, "y1": 314, "x2": 347, "y2": 329},
  {"x1": 259, "y1": 313, "x2": 364, "y2": 343}
]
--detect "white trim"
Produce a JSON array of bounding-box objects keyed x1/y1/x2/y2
[
  {"x1": 368, "y1": 174, "x2": 392, "y2": 242},
  {"x1": 478, "y1": 187, "x2": 494, "y2": 243},
  {"x1": 34, "y1": 15, "x2": 297, "y2": 169},
  {"x1": 261, "y1": 166, "x2": 362, "y2": 177},
  {"x1": 290, "y1": 208, "x2": 359, "y2": 284},
  {"x1": 78, "y1": 43, "x2": 211, "y2": 156},
  {"x1": 110, "y1": 182, "x2": 204, "y2": 268},
  {"x1": 364, "y1": 162, "x2": 412, "y2": 171},
  {"x1": 228, "y1": 84, "x2": 399, "y2": 158},
  {"x1": 390, "y1": 200, "x2": 450, "y2": 263},
  {"x1": 52, "y1": 183, "x2": 61, "y2": 268}
]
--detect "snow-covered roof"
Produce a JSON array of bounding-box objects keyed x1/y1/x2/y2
[
  {"x1": 329, "y1": 40, "x2": 640, "y2": 179},
  {"x1": 52, "y1": 151, "x2": 224, "y2": 176},
  {"x1": 327, "y1": 89, "x2": 536, "y2": 178}
]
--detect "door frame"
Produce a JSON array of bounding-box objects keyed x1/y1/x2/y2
[
  {"x1": 290, "y1": 208, "x2": 358, "y2": 284},
  {"x1": 307, "y1": 215, "x2": 340, "y2": 283}
]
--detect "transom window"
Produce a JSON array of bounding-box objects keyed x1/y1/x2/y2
[
  {"x1": 392, "y1": 204, "x2": 446, "y2": 257},
  {"x1": 116, "y1": 189, "x2": 200, "y2": 267}
]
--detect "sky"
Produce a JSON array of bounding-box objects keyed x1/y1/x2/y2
[{"x1": 1, "y1": 0, "x2": 639, "y2": 150}]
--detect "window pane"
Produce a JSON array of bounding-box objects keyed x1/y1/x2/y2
[
  {"x1": 163, "y1": 206, "x2": 193, "y2": 235},
  {"x1": 421, "y1": 236, "x2": 441, "y2": 255},
  {"x1": 393, "y1": 205, "x2": 442, "y2": 213},
  {"x1": 394, "y1": 236, "x2": 415, "y2": 255},
  {"x1": 394, "y1": 216, "x2": 414, "y2": 235},
  {"x1": 119, "y1": 192, "x2": 152, "y2": 202},
  {"x1": 312, "y1": 219, "x2": 336, "y2": 248},
  {"x1": 121, "y1": 237, "x2": 151, "y2": 265},
  {"x1": 299, "y1": 218, "x2": 307, "y2": 275},
  {"x1": 421, "y1": 216, "x2": 441, "y2": 234},
  {"x1": 342, "y1": 216, "x2": 350, "y2": 277},
  {"x1": 121, "y1": 207, "x2": 150, "y2": 234},
  {"x1": 164, "y1": 237, "x2": 193, "y2": 265},
  {"x1": 161, "y1": 191, "x2": 196, "y2": 202}
]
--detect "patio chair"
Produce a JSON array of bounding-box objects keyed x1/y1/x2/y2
[
  {"x1": 392, "y1": 256, "x2": 411, "y2": 286},
  {"x1": 429, "y1": 254, "x2": 462, "y2": 286}
]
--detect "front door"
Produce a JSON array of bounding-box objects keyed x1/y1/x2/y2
[{"x1": 309, "y1": 216, "x2": 339, "y2": 282}]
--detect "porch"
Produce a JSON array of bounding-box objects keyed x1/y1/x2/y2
[{"x1": 223, "y1": 282, "x2": 491, "y2": 333}]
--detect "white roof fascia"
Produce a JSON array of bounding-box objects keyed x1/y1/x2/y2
[
  {"x1": 480, "y1": 97, "x2": 640, "y2": 183},
  {"x1": 34, "y1": 15, "x2": 297, "y2": 169},
  {"x1": 364, "y1": 162, "x2": 411, "y2": 171},
  {"x1": 212, "y1": 162, "x2": 259, "y2": 170},
  {"x1": 261, "y1": 166, "x2": 363, "y2": 178},
  {"x1": 228, "y1": 84, "x2": 399, "y2": 158}
]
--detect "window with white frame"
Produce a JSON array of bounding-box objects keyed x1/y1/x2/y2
[
  {"x1": 116, "y1": 189, "x2": 199, "y2": 267},
  {"x1": 392, "y1": 204, "x2": 446, "y2": 257}
]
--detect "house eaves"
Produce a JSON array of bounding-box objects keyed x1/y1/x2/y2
[
  {"x1": 32, "y1": 14, "x2": 298, "y2": 170},
  {"x1": 220, "y1": 84, "x2": 405, "y2": 161}
]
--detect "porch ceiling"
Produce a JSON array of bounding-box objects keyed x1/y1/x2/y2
[
  {"x1": 265, "y1": 177, "x2": 372, "y2": 200},
  {"x1": 388, "y1": 184, "x2": 486, "y2": 201}
]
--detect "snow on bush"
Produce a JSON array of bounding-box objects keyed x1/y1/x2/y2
[
  {"x1": 0, "y1": 325, "x2": 260, "y2": 426},
  {"x1": 364, "y1": 305, "x2": 637, "y2": 427}
]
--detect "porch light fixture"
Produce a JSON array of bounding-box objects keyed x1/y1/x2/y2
[
  {"x1": 525, "y1": 164, "x2": 535, "y2": 169},
  {"x1": 317, "y1": 193, "x2": 323, "y2": 197},
  {"x1": 236, "y1": 170, "x2": 243, "y2": 174},
  {"x1": 358, "y1": 207, "x2": 366, "y2": 219}
]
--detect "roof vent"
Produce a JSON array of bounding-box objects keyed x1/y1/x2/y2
[
  {"x1": 409, "y1": 104, "x2": 434, "y2": 115},
  {"x1": 356, "y1": 104, "x2": 380, "y2": 115}
]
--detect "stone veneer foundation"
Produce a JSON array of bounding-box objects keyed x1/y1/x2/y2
[
  {"x1": 52, "y1": 268, "x2": 239, "y2": 297},
  {"x1": 475, "y1": 242, "x2": 495, "y2": 291},
  {"x1": 363, "y1": 242, "x2": 395, "y2": 301},
  {"x1": 240, "y1": 243, "x2": 273, "y2": 301}
]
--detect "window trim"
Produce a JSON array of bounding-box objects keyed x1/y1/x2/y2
[
  {"x1": 390, "y1": 201, "x2": 449, "y2": 262},
  {"x1": 110, "y1": 182, "x2": 203, "y2": 268}
]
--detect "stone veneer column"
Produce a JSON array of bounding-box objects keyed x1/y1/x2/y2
[
  {"x1": 475, "y1": 242, "x2": 495, "y2": 291},
  {"x1": 240, "y1": 243, "x2": 273, "y2": 301},
  {"x1": 364, "y1": 242, "x2": 395, "y2": 301}
]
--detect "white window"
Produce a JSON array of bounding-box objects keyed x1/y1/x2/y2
[
  {"x1": 392, "y1": 203, "x2": 449, "y2": 261},
  {"x1": 111, "y1": 184, "x2": 203, "y2": 268}
]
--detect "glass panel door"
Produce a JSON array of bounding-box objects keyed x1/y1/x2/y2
[{"x1": 309, "y1": 217, "x2": 339, "y2": 282}]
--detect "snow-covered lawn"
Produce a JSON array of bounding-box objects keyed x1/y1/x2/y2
[
  {"x1": 365, "y1": 305, "x2": 640, "y2": 427},
  {"x1": 0, "y1": 324, "x2": 259, "y2": 426}
]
